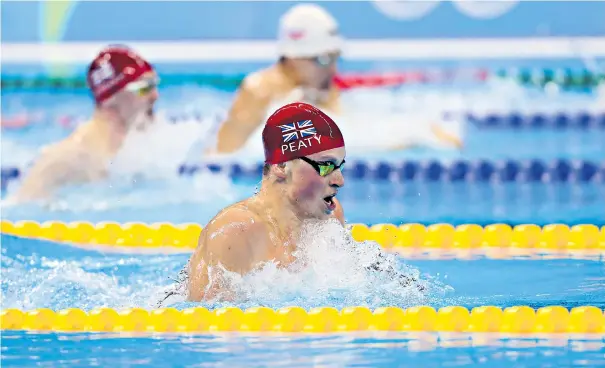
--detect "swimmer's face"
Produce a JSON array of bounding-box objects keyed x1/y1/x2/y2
[
  {"x1": 287, "y1": 146, "x2": 346, "y2": 220},
  {"x1": 115, "y1": 71, "x2": 159, "y2": 130},
  {"x1": 290, "y1": 51, "x2": 340, "y2": 91}
]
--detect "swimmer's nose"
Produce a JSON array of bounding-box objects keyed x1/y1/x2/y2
[
  {"x1": 329, "y1": 168, "x2": 344, "y2": 188},
  {"x1": 328, "y1": 61, "x2": 337, "y2": 75},
  {"x1": 150, "y1": 88, "x2": 159, "y2": 101}
]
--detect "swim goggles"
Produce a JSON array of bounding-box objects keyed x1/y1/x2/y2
[
  {"x1": 312, "y1": 52, "x2": 340, "y2": 67},
  {"x1": 299, "y1": 156, "x2": 345, "y2": 177},
  {"x1": 125, "y1": 77, "x2": 160, "y2": 96}
]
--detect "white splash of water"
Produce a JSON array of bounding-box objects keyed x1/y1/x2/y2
[
  {"x1": 170, "y1": 220, "x2": 453, "y2": 310},
  {"x1": 1, "y1": 246, "x2": 186, "y2": 311}
]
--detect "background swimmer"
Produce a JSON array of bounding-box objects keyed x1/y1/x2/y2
[
  {"x1": 210, "y1": 3, "x2": 463, "y2": 157},
  {"x1": 213, "y1": 4, "x2": 342, "y2": 154},
  {"x1": 187, "y1": 102, "x2": 346, "y2": 301},
  {"x1": 12, "y1": 46, "x2": 159, "y2": 202}
]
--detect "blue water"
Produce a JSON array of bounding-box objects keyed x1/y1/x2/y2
[
  {"x1": 2, "y1": 332, "x2": 604, "y2": 368},
  {"x1": 2, "y1": 83, "x2": 604, "y2": 225},
  {"x1": 3, "y1": 123, "x2": 605, "y2": 163},
  {"x1": 2, "y1": 181, "x2": 604, "y2": 226},
  {"x1": 2, "y1": 80, "x2": 605, "y2": 366},
  {"x1": 3, "y1": 234, "x2": 604, "y2": 311},
  {"x1": 2, "y1": 234, "x2": 604, "y2": 366}
]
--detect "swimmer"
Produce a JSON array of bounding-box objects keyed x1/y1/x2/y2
[
  {"x1": 213, "y1": 4, "x2": 342, "y2": 154},
  {"x1": 187, "y1": 102, "x2": 345, "y2": 301},
  {"x1": 11, "y1": 46, "x2": 159, "y2": 202},
  {"x1": 211, "y1": 3, "x2": 462, "y2": 155},
  {"x1": 183, "y1": 102, "x2": 421, "y2": 303}
]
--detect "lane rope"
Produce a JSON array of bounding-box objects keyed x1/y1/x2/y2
[
  {"x1": 2, "y1": 221, "x2": 604, "y2": 250},
  {"x1": 465, "y1": 112, "x2": 605, "y2": 129},
  {"x1": 190, "y1": 159, "x2": 605, "y2": 182},
  {"x1": 1, "y1": 68, "x2": 603, "y2": 90},
  {"x1": 2, "y1": 305, "x2": 603, "y2": 334},
  {"x1": 2, "y1": 111, "x2": 603, "y2": 131},
  {"x1": 2, "y1": 159, "x2": 605, "y2": 191}
]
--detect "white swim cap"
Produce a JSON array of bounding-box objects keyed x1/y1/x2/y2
[{"x1": 277, "y1": 4, "x2": 343, "y2": 58}]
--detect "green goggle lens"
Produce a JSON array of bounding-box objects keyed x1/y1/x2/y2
[
  {"x1": 126, "y1": 78, "x2": 159, "y2": 96},
  {"x1": 317, "y1": 164, "x2": 334, "y2": 177},
  {"x1": 318, "y1": 162, "x2": 344, "y2": 177},
  {"x1": 137, "y1": 84, "x2": 155, "y2": 95}
]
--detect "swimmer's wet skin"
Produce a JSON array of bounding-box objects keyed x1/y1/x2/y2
[{"x1": 297, "y1": 155, "x2": 345, "y2": 212}]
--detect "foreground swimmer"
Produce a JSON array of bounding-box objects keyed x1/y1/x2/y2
[
  {"x1": 12, "y1": 46, "x2": 159, "y2": 202},
  {"x1": 188, "y1": 102, "x2": 345, "y2": 301},
  {"x1": 213, "y1": 4, "x2": 342, "y2": 154},
  {"x1": 183, "y1": 102, "x2": 421, "y2": 303}
]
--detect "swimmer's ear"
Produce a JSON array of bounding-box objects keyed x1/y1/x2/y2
[{"x1": 272, "y1": 163, "x2": 288, "y2": 181}]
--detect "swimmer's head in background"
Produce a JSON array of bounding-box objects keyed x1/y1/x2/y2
[
  {"x1": 263, "y1": 102, "x2": 346, "y2": 218},
  {"x1": 87, "y1": 46, "x2": 159, "y2": 129},
  {"x1": 277, "y1": 4, "x2": 342, "y2": 91},
  {"x1": 87, "y1": 46, "x2": 155, "y2": 104}
]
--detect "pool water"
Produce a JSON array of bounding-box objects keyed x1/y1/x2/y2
[
  {"x1": 1, "y1": 84, "x2": 604, "y2": 225},
  {"x1": 2, "y1": 331, "x2": 604, "y2": 367},
  {"x1": 2, "y1": 180, "x2": 604, "y2": 226},
  {"x1": 1, "y1": 233, "x2": 604, "y2": 367},
  {"x1": 3, "y1": 233, "x2": 604, "y2": 311},
  {"x1": 1, "y1": 79, "x2": 605, "y2": 367}
]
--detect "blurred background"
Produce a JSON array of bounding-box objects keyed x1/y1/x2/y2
[{"x1": 1, "y1": 0, "x2": 604, "y2": 227}]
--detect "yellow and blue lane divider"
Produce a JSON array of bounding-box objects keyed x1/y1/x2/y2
[
  {"x1": 2, "y1": 305, "x2": 604, "y2": 334},
  {"x1": 1, "y1": 220, "x2": 604, "y2": 249}
]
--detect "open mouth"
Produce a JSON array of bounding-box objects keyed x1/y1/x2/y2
[
  {"x1": 146, "y1": 106, "x2": 154, "y2": 118},
  {"x1": 323, "y1": 193, "x2": 337, "y2": 210}
]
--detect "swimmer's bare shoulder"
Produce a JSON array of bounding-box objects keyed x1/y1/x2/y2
[
  {"x1": 12, "y1": 138, "x2": 85, "y2": 202},
  {"x1": 187, "y1": 201, "x2": 272, "y2": 301},
  {"x1": 215, "y1": 66, "x2": 293, "y2": 153},
  {"x1": 244, "y1": 65, "x2": 293, "y2": 98}
]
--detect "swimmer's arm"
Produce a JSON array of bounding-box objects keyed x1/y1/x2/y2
[
  {"x1": 11, "y1": 147, "x2": 75, "y2": 202},
  {"x1": 215, "y1": 75, "x2": 272, "y2": 154}
]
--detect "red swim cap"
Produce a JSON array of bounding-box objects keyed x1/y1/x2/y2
[
  {"x1": 263, "y1": 102, "x2": 344, "y2": 164},
  {"x1": 86, "y1": 46, "x2": 154, "y2": 105}
]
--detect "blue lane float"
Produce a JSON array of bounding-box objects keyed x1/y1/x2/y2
[
  {"x1": 465, "y1": 112, "x2": 605, "y2": 129},
  {"x1": 3, "y1": 111, "x2": 604, "y2": 131},
  {"x1": 2, "y1": 160, "x2": 604, "y2": 191},
  {"x1": 164, "y1": 111, "x2": 605, "y2": 129},
  {"x1": 194, "y1": 159, "x2": 605, "y2": 182}
]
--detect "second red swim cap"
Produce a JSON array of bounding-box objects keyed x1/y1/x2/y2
[
  {"x1": 87, "y1": 46, "x2": 154, "y2": 105},
  {"x1": 262, "y1": 102, "x2": 344, "y2": 164}
]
